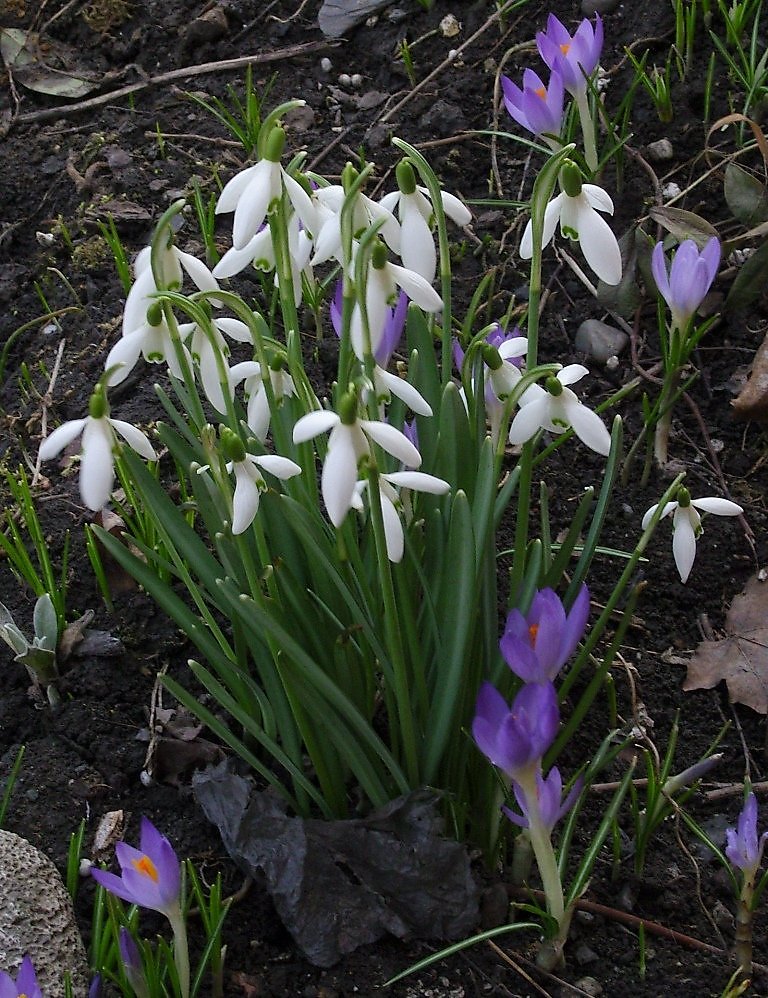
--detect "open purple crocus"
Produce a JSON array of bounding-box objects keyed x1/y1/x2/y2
[
  {"x1": 500, "y1": 584, "x2": 590, "y2": 684},
  {"x1": 501, "y1": 68, "x2": 565, "y2": 141},
  {"x1": 330, "y1": 281, "x2": 408, "y2": 366},
  {"x1": 91, "y1": 816, "x2": 181, "y2": 919},
  {"x1": 726, "y1": 792, "x2": 768, "y2": 880},
  {"x1": 651, "y1": 237, "x2": 721, "y2": 332},
  {"x1": 472, "y1": 680, "x2": 559, "y2": 777},
  {"x1": 536, "y1": 13, "x2": 603, "y2": 97},
  {"x1": 0, "y1": 956, "x2": 43, "y2": 998}
]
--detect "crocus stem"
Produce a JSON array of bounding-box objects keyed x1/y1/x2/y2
[
  {"x1": 168, "y1": 905, "x2": 190, "y2": 998},
  {"x1": 653, "y1": 367, "x2": 680, "y2": 466},
  {"x1": 735, "y1": 882, "x2": 755, "y2": 980},
  {"x1": 575, "y1": 90, "x2": 598, "y2": 175}
]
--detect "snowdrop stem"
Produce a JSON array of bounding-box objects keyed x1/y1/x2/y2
[
  {"x1": 366, "y1": 465, "x2": 419, "y2": 784},
  {"x1": 392, "y1": 139, "x2": 453, "y2": 387},
  {"x1": 268, "y1": 207, "x2": 301, "y2": 350},
  {"x1": 575, "y1": 90, "x2": 598, "y2": 175}
]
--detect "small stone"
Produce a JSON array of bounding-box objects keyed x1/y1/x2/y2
[
  {"x1": 350, "y1": 73, "x2": 363, "y2": 88},
  {"x1": 662, "y1": 181, "x2": 682, "y2": 199},
  {"x1": 419, "y1": 99, "x2": 467, "y2": 136},
  {"x1": 284, "y1": 105, "x2": 316, "y2": 132},
  {"x1": 338, "y1": 73, "x2": 351, "y2": 87},
  {"x1": 320, "y1": 57, "x2": 332, "y2": 72},
  {"x1": 647, "y1": 138, "x2": 674, "y2": 162},
  {"x1": 575, "y1": 943, "x2": 599, "y2": 966},
  {"x1": 440, "y1": 14, "x2": 461, "y2": 37},
  {"x1": 575, "y1": 319, "x2": 629, "y2": 364},
  {"x1": 574, "y1": 977, "x2": 603, "y2": 996}
]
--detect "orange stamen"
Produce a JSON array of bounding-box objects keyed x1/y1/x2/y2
[
  {"x1": 534, "y1": 86, "x2": 547, "y2": 100},
  {"x1": 132, "y1": 854, "x2": 159, "y2": 882},
  {"x1": 528, "y1": 623, "x2": 539, "y2": 645},
  {"x1": 560, "y1": 42, "x2": 570, "y2": 55}
]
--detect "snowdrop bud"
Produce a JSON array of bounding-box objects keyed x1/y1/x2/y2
[
  {"x1": 221, "y1": 427, "x2": 247, "y2": 463},
  {"x1": 339, "y1": 390, "x2": 358, "y2": 425},
  {"x1": 89, "y1": 388, "x2": 108, "y2": 419},
  {"x1": 481, "y1": 343, "x2": 503, "y2": 371},
  {"x1": 545, "y1": 375, "x2": 564, "y2": 396},
  {"x1": 561, "y1": 160, "x2": 583, "y2": 198},
  {"x1": 395, "y1": 159, "x2": 417, "y2": 196},
  {"x1": 371, "y1": 240, "x2": 388, "y2": 270},
  {"x1": 342, "y1": 162, "x2": 359, "y2": 193},
  {"x1": 264, "y1": 125, "x2": 286, "y2": 163}
]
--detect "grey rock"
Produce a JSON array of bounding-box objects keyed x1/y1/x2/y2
[
  {"x1": 575, "y1": 943, "x2": 599, "y2": 965},
  {"x1": 647, "y1": 138, "x2": 674, "y2": 162},
  {"x1": 575, "y1": 319, "x2": 628, "y2": 364},
  {"x1": 0, "y1": 830, "x2": 89, "y2": 996},
  {"x1": 574, "y1": 978, "x2": 603, "y2": 997},
  {"x1": 419, "y1": 99, "x2": 468, "y2": 137},
  {"x1": 581, "y1": 0, "x2": 621, "y2": 12},
  {"x1": 318, "y1": 0, "x2": 393, "y2": 37}
]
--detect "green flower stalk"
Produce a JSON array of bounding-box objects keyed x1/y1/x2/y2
[{"x1": 726, "y1": 791, "x2": 768, "y2": 980}]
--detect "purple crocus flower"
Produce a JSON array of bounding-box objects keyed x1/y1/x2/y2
[
  {"x1": 90, "y1": 816, "x2": 181, "y2": 919},
  {"x1": 726, "y1": 792, "x2": 768, "y2": 878},
  {"x1": 651, "y1": 237, "x2": 721, "y2": 332},
  {"x1": 472, "y1": 680, "x2": 559, "y2": 777},
  {"x1": 0, "y1": 956, "x2": 43, "y2": 998},
  {"x1": 501, "y1": 68, "x2": 565, "y2": 140},
  {"x1": 500, "y1": 585, "x2": 590, "y2": 684},
  {"x1": 119, "y1": 927, "x2": 149, "y2": 998},
  {"x1": 330, "y1": 280, "x2": 408, "y2": 367},
  {"x1": 503, "y1": 767, "x2": 583, "y2": 834},
  {"x1": 536, "y1": 13, "x2": 603, "y2": 97}
]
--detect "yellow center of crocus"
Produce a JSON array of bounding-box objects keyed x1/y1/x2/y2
[
  {"x1": 528, "y1": 623, "x2": 539, "y2": 645},
  {"x1": 132, "y1": 854, "x2": 159, "y2": 882},
  {"x1": 560, "y1": 42, "x2": 570, "y2": 55},
  {"x1": 534, "y1": 86, "x2": 546, "y2": 99}
]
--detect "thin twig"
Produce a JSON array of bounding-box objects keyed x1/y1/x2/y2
[{"x1": 11, "y1": 42, "x2": 336, "y2": 129}]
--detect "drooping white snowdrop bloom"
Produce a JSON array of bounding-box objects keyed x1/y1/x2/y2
[
  {"x1": 229, "y1": 360, "x2": 297, "y2": 442},
  {"x1": 310, "y1": 182, "x2": 400, "y2": 267},
  {"x1": 379, "y1": 161, "x2": 471, "y2": 281},
  {"x1": 293, "y1": 396, "x2": 422, "y2": 527},
  {"x1": 352, "y1": 470, "x2": 450, "y2": 562},
  {"x1": 39, "y1": 388, "x2": 157, "y2": 511},
  {"x1": 216, "y1": 124, "x2": 317, "y2": 251},
  {"x1": 508, "y1": 365, "x2": 611, "y2": 456},
  {"x1": 520, "y1": 162, "x2": 621, "y2": 286},
  {"x1": 220, "y1": 429, "x2": 301, "y2": 535},
  {"x1": 188, "y1": 316, "x2": 253, "y2": 413},
  {"x1": 641, "y1": 489, "x2": 742, "y2": 583}
]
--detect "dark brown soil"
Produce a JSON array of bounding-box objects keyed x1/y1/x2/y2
[{"x1": 1, "y1": 1, "x2": 768, "y2": 995}]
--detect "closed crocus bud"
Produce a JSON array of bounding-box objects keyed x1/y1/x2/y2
[{"x1": 651, "y1": 237, "x2": 721, "y2": 332}]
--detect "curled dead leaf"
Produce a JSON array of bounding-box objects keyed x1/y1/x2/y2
[{"x1": 732, "y1": 327, "x2": 768, "y2": 422}]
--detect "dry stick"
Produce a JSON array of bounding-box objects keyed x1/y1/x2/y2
[
  {"x1": 489, "y1": 943, "x2": 602, "y2": 998},
  {"x1": 706, "y1": 780, "x2": 768, "y2": 802},
  {"x1": 379, "y1": 0, "x2": 526, "y2": 124},
  {"x1": 11, "y1": 42, "x2": 336, "y2": 129},
  {"x1": 505, "y1": 886, "x2": 762, "y2": 965}
]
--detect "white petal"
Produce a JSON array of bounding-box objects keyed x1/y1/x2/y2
[
  {"x1": 198, "y1": 345, "x2": 229, "y2": 413},
  {"x1": 690, "y1": 497, "x2": 743, "y2": 516},
  {"x1": 246, "y1": 389, "x2": 272, "y2": 442},
  {"x1": 212, "y1": 237, "x2": 264, "y2": 279},
  {"x1": 361, "y1": 420, "x2": 422, "y2": 468},
  {"x1": 558, "y1": 364, "x2": 589, "y2": 386},
  {"x1": 672, "y1": 507, "x2": 698, "y2": 583},
  {"x1": 231, "y1": 464, "x2": 261, "y2": 534},
  {"x1": 563, "y1": 399, "x2": 611, "y2": 456},
  {"x1": 105, "y1": 331, "x2": 145, "y2": 385},
  {"x1": 379, "y1": 191, "x2": 400, "y2": 214},
  {"x1": 641, "y1": 501, "x2": 678, "y2": 529},
  {"x1": 387, "y1": 262, "x2": 443, "y2": 313},
  {"x1": 383, "y1": 471, "x2": 450, "y2": 494},
  {"x1": 252, "y1": 454, "x2": 302, "y2": 480},
  {"x1": 365, "y1": 197, "x2": 401, "y2": 252},
  {"x1": 214, "y1": 317, "x2": 253, "y2": 343},
  {"x1": 282, "y1": 170, "x2": 318, "y2": 235},
  {"x1": 575, "y1": 203, "x2": 622, "y2": 285},
  {"x1": 400, "y1": 197, "x2": 437, "y2": 283},
  {"x1": 374, "y1": 368, "x2": 433, "y2": 416},
  {"x1": 109, "y1": 419, "x2": 157, "y2": 461},
  {"x1": 216, "y1": 163, "x2": 261, "y2": 214},
  {"x1": 582, "y1": 184, "x2": 615, "y2": 215},
  {"x1": 80, "y1": 419, "x2": 115, "y2": 511},
  {"x1": 233, "y1": 160, "x2": 279, "y2": 250},
  {"x1": 122, "y1": 266, "x2": 157, "y2": 336},
  {"x1": 39, "y1": 418, "x2": 87, "y2": 461},
  {"x1": 175, "y1": 250, "x2": 220, "y2": 294},
  {"x1": 380, "y1": 490, "x2": 405, "y2": 562},
  {"x1": 293, "y1": 409, "x2": 339, "y2": 444},
  {"x1": 508, "y1": 397, "x2": 550, "y2": 445},
  {"x1": 498, "y1": 337, "x2": 528, "y2": 361},
  {"x1": 322, "y1": 427, "x2": 359, "y2": 526},
  {"x1": 439, "y1": 189, "x2": 472, "y2": 226}
]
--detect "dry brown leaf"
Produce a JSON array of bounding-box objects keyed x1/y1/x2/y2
[
  {"x1": 733, "y1": 327, "x2": 768, "y2": 421},
  {"x1": 684, "y1": 574, "x2": 768, "y2": 712}
]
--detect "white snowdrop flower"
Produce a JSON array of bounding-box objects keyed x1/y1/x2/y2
[
  {"x1": 371, "y1": 366, "x2": 432, "y2": 416},
  {"x1": 508, "y1": 364, "x2": 610, "y2": 456},
  {"x1": 216, "y1": 124, "x2": 317, "y2": 251},
  {"x1": 188, "y1": 317, "x2": 253, "y2": 414},
  {"x1": 520, "y1": 162, "x2": 622, "y2": 286},
  {"x1": 379, "y1": 162, "x2": 471, "y2": 281},
  {"x1": 352, "y1": 470, "x2": 450, "y2": 562},
  {"x1": 310, "y1": 183, "x2": 400, "y2": 267},
  {"x1": 229, "y1": 360, "x2": 297, "y2": 442},
  {"x1": 221, "y1": 429, "x2": 301, "y2": 535},
  {"x1": 641, "y1": 489, "x2": 742, "y2": 583},
  {"x1": 39, "y1": 388, "x2": 157, "y2": 511},
  {"x1": 293, "y1": 396, "x2": 422, "y2": 527}
]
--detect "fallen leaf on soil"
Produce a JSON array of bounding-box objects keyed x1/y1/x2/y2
[
  {"x1": 0, "y1": 27, "x2": 98, "y2": 98},
  {"x1": 193, "y1": 760, "x2": 479, "y2": 967},
  {"x1": 90, "y1": 509, "x2": 142, "y2": 596},
  {"x1": 318, "y1": 0, "x2": 395, "y2": 38},
  {"x1": 732, "y1": 327, "x2": 768, "y2": 421},
  {"x1": 684, "y1": 574, "x2": 768, "y2": 712},
  {"x1": 58, "y1": 610, "x2": 95, "y2": 661}
]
